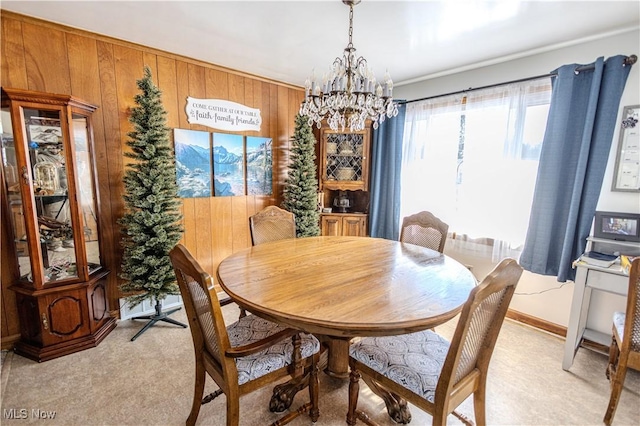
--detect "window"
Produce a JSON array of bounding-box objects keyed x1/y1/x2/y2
[{"x1": 401, "y1": 78, "x2": 551, "y2": 260}]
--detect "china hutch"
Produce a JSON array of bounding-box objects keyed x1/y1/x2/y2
[
  {"x1": 1, "y1": 88, "x2": 115, "y2": 362},
  {"x1": 316, "y1": 125, "x2": 371, "y2": 236}
]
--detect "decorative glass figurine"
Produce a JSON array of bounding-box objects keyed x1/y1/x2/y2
[{"x1": 33, "y1": 161, "x2": 59, "y2": 195}]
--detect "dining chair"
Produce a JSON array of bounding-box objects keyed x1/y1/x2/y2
[
  {"x1": 169, "y1": 244, "x2": 320, "y2": 426},
  {"x1": 400, "y1": 211, "x2": 449, "y2": 253},
  {"x1": 243, "y1": 205, "x2": 297, "y2": 318},
  {"x1": 603, "y1": 257, "x2": 640, "y2": 425},
  {"x1": 249, "y1": 205, "x2": 296, "y2": 245},
  {"x1": 347, "y1": 258, "x2": 523, "y2": 426}
]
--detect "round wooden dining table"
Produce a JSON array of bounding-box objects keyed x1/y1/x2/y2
[{"x1": 216, "y1": 236, "x2": 477, "y2": 377}]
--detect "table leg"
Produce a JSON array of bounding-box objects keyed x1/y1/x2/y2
[
  {"x1": 269, "y1": 349, "x2": 325, "y2": 413},
  {"x1": 324, "y1": 336, "x2": 351, "y2": 379},
  {"x1": 562, "y1": 266, "x2": 591, "y2": 371},
  {"x1": 270, "y1": 371, "x2": 311, "y2": 412}
]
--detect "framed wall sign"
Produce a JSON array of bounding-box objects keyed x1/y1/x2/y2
[
  {"x1": 185, "y1": 97, "x2": 261, "y2": 132},
  {"x1": 612, "y1": 105, "x2": 640, "y2": 192}
]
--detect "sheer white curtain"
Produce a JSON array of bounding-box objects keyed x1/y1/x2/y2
[
  {"x1": 401, "y1": 78, "x2": 551, "y2": 261},
  {"x1": 401, "y1": 93, "x2": 463, "y2": 223}
]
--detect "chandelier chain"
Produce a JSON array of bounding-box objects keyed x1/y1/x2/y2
[
  {"x1": 347, "y1": 5, "x2": 354, "y2": 49},
  {"x1": 299, "y1": 0, "x2": 398, "y2": 132}
]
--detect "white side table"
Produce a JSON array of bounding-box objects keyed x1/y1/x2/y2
[{"x1": 562, "y1": 261, "x2": 628, "y2": 370}]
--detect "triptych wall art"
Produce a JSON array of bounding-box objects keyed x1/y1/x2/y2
[{"x1": 174, "y1": 129, "x2": 272, "y2": 198}]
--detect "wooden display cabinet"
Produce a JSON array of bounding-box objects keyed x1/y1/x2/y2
[
  {"x1": 317, "y1": 125, "x2": 371, "y2": 236},
  {"x1": 1, "y1": 88, "x2": 115, "y2": 362}
]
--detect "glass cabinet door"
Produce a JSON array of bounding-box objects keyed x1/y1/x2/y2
[
  {"x1": 24, "y1": 107, "x2": 80, "y2": 283},
  {"x1": 72, "y1": 113, "x2": 101, "y2": 273},
  {"x1": 1, "y1": 107, "x2": 30, "y2": 274},
  {"x1": 1, "y1": 100, "x2": 104, "y2": 286},
  {"x1": 30, "y1": 109, "x2": 80, "y2": 283},
  {"x1": 324, "y1": 132, "x2": 365, "y2": 182},
  {"x1": 320, "y1": 128, "x2": 370, "y2": 192}
]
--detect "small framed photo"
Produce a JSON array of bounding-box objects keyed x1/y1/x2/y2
[{"x1": 593, "y1": 211, "x2": 640, "y2": 243}]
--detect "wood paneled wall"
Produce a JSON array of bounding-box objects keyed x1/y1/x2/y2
[{"x1": 0, "y1": 12, "x2": 304, "y2": 347}]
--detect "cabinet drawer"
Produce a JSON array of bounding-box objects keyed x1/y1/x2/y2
[
  {"x1": 321, "y1": 215, "x2": 342, "y2": 236},
  {"x1": 320, "y1": 213, "x2": 367, "y2": 237},
  {"x1": 585, "y1": 269, "x2": 628, "y2": 296}
]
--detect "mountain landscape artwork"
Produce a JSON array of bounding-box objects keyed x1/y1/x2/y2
[
  {"x1": 174, "y1": 128, "x2": 211, "y2": 198},
  {"x1": 246, "y1": 136, "x2": 272, "y2": 195},
  {"x1": 213, "y1": 133, "x2": 245, "y2": 196}
]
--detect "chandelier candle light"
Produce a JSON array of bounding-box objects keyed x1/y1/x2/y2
[{"x1": 299, "y1": 0, "x2": 398, "y2": 132}]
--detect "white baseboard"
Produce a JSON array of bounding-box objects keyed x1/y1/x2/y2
[{"x1": 119, "y1": 294, "x2": 183, "y2": 320}]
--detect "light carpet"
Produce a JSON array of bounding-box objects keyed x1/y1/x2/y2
[{"x1": 1, "y1": 304, "x2": 639, "y2": 425}]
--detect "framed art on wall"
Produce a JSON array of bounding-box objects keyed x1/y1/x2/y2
[
  {"x1": 612, "y1": 105, "x2": 640, "y2": 192},
  {"x1": 213, "y1": 133, "x2": 245, "y2": 196},
  {"x1": 246, "y1": 136, "x2": 272, "y2": 195},
  {"x1": 174, "y1": 129, "x2": 212, "y2": 198}
]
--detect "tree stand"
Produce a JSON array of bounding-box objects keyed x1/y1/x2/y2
[{"x1": 130, "y1": 298, "x2": 187, "y2": 341}]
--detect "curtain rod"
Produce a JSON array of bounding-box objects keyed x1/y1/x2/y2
[{"x1": 400, "y1": 54, "x2": 637, "y2": 105}]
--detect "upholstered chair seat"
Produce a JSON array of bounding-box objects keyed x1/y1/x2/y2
[
  {"x1": 228, "y1": 315, "x2": 320, "y2": 385},
  {"x1": 350, "y1": 330, "x2": 450, "y2": 402}
]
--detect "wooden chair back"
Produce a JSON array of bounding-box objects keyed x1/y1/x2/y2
[
  {"x1": 250, "y1": 206, "x2": 296, "y2": 245},
  {"x1": 604, "y1": 257, "x2": 640, "y2": 425},
  {"x1": 170, "y1": 244, "x2": 239, "y2": 389},
  {"x1": 621, "y1": 258, "x2": 640, "y2": 362},
  {"x1": 400, "y1": 211, "x2": 449, "y2": 253},
  {"x1": 436, "y1": 258, "x2": 521, "y2": 417}
]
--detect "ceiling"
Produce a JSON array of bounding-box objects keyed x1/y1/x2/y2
[{"x1": 2, "y1": 1, "x2": 639, "y2": 88}]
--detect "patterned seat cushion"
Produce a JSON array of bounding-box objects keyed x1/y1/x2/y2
[
  {"x1": 613, "y1": 311, "x2": 625, "y2": 340},
  {"x1": 228, "y1": 315, "x2": 320, "y2": 385},
  {"x1": 350, "y1": 330, "x2": 450, "y2": 402}
]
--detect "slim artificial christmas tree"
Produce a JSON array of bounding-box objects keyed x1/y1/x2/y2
[
  {"x1": 282, "y1": 114, "x2": 320, "y2": 237},
  {"x1": 119, "y1": 66, "x2": 185, "y2": 340}
]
